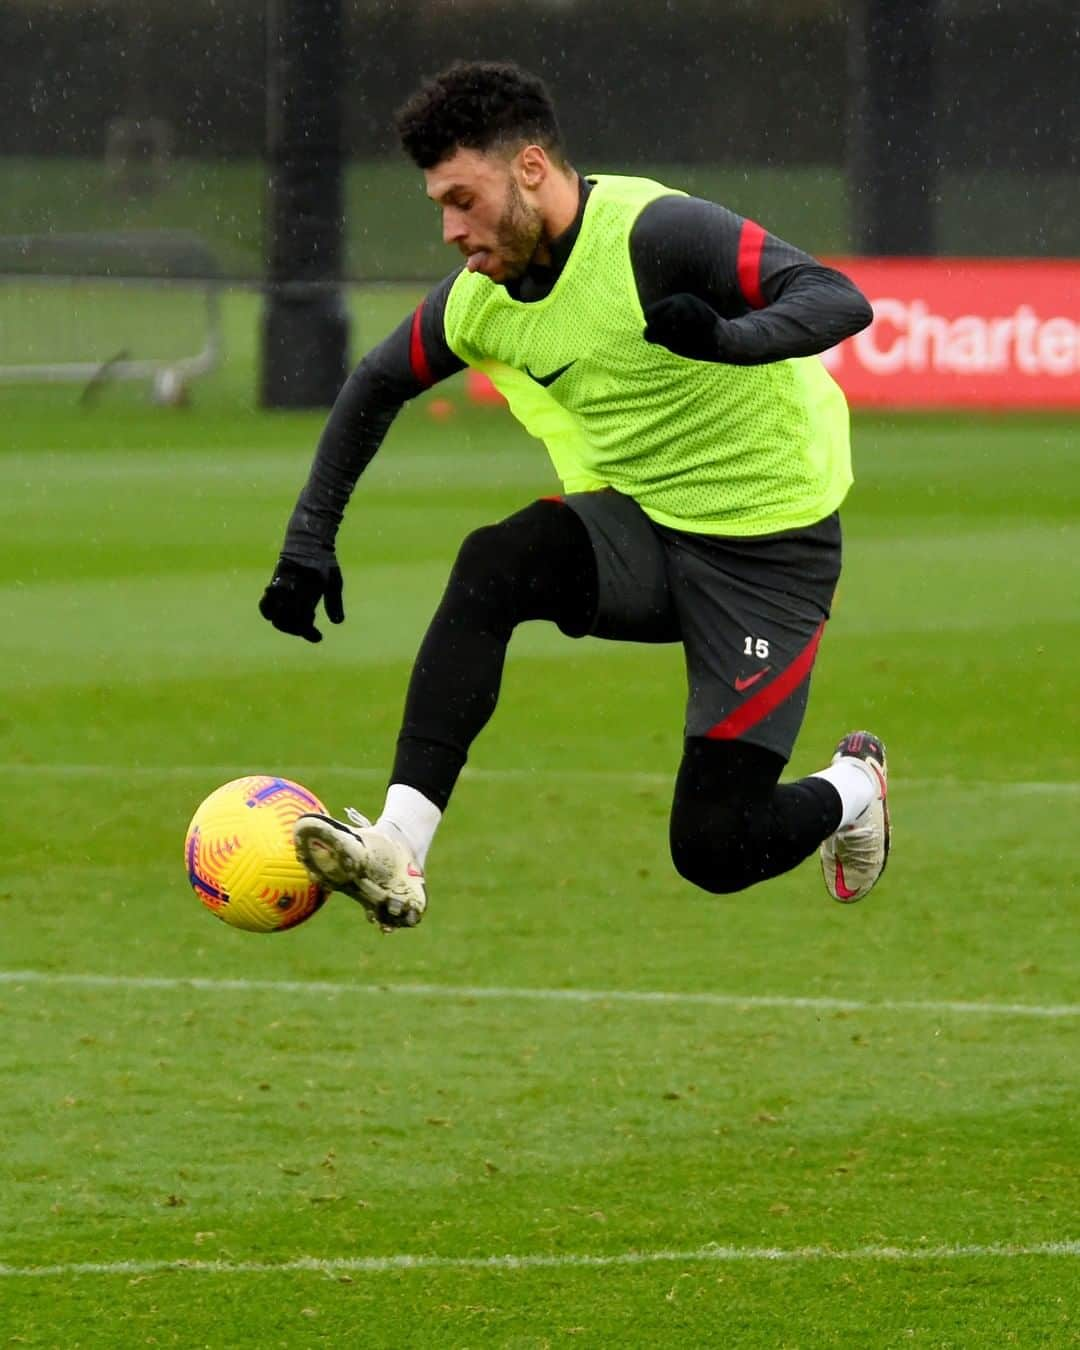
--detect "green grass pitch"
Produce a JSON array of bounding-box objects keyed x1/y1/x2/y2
[{"x1": 1, "y1": 287, "x2": 1078, "y2": 1346}]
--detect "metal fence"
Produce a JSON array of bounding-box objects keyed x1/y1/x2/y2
[{"x1": 0, "y1": 231, "x2": 220, "y2": 390}]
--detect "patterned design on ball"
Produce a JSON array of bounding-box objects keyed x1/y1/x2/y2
[{"x1": 183, "y1": 776, "x2": 329, "y2": 932}]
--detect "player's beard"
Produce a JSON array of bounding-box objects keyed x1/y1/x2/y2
[{"x1": 491, "y1": 177, "x2": 544, "y2": 282}]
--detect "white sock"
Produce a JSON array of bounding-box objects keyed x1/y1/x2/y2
[
  {"x1": 810, "y1": 759, "x2": 876, "y2": 830},
  {"x1": 375, "y1": 784, "x2": 442, "y2": 868}
]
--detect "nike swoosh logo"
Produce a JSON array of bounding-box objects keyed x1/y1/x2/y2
[
  {"x1": 734, "y1": 667, "x2": 771, "y2": 693},
  {"x1": 524, "y1": 360, "x2": 576, "y2": 388},
  {"x1": 833, "y1": 859, "x2": 860, "y2": 901}
]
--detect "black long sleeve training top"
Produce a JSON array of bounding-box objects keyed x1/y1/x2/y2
[{"x1": 282, "y1": 176, "x2": 872, "y2": 568}]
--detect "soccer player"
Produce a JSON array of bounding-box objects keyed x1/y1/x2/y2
[{"x1": 259, "y1": 60, "x2": 890, "y2": 932}]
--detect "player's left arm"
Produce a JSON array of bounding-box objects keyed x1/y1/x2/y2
[{"x1": 635, "y1": 195, "x2": 873, "y2": 365}]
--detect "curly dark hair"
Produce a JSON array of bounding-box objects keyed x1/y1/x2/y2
[{"x1": 396, "y1": 61, "x2": 566, "y2": 170}]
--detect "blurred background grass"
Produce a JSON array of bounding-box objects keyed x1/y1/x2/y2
[{"x1": 4, "y1": 159, "x2": 1079, "y2": 283}]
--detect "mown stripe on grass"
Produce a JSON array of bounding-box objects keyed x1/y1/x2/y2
[
  {"x1": 2, "y1": 969, "x2": 1078, "y2": 1019},
  {"x1": 2, "y1": 1241, "x2": 1078, "y2": 1279}
]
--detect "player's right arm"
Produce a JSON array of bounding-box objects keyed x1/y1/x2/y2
[{"x1": 259, "y1": 272, "x2": 465, "y2": 642}]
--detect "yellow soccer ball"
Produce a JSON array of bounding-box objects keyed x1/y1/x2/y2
[{"x1": 184, "y1": 776, "x2": 329, "y2": 932}]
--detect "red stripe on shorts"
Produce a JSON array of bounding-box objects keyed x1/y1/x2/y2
[
  {"x1": 736, "y1": 220, "x2": 767, "y2": 310},
  {"x1": 706, "y1": 620, "x2": 825, "y2": 741},
  {"x1": 409, "y1": 304, "x2": 433, "y2": 387}
]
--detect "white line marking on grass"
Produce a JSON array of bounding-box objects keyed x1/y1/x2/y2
[
  {"x1": 3, "y1": 969, "x2": 1078, "y2": 1019},
  {"x1": 1, "y1": 1240, "x2": 1077, "y2": 1280},
  {"x1": 2, "y1": 762, "x2": 1078, "y2": 795}
]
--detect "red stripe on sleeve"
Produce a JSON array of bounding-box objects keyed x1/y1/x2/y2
[
  {"x1": 409, "y1": 304, "x2": 433, "y2": 387},
  {"x1": 736, "y1": 219, "x2": 767, "y2": 310},
  {"x1": 705, "y1": 621, "x2": 825, "y2": 742}
]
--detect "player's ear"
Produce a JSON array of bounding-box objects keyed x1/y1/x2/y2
[{"x1": 517, "y1": 144, "x2": 547, "y2": 191}]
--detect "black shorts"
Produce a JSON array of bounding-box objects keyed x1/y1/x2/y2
[{"x1": 559, "y1": 489, "x2": 842, "y2": 762}]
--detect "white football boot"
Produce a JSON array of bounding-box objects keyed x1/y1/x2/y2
[
  {"x1": 294, "y1": 807, "x2": 427, "y2": 931},
  {"x1": 820, "y1": 730, "x2": 890, "y2": 903}
]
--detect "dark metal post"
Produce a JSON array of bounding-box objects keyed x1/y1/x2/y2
[
  {"x1": 261, "y1": 0, "x2": 350, "y2": 408},
  {"x1": 849, "y1": 0, "x2": 938, "y2": 255}
]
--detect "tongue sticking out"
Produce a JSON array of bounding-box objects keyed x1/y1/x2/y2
[{"x1": 466, "y1": 250, "x2": 491, "y2": 273}]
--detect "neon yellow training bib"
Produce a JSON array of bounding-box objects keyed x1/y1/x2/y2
[{"x1": 443, "y1": 174, "x2": 852, "y2": 535}]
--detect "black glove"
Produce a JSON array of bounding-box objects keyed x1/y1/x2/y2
[
  {"x1": 259, "y1": 558, "x2": 344, "y2": 644},
  {"x1": 643, "y1": 293, "x2": 725, "y2": 362}
]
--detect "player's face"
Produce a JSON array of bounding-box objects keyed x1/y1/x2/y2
[{"x1": 425, "y1": 147, "x2": 544, "y2": 283}]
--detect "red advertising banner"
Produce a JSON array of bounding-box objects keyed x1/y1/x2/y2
[{"x1": 821, "y1": 259, "x2": 1080, "y2": 409}]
